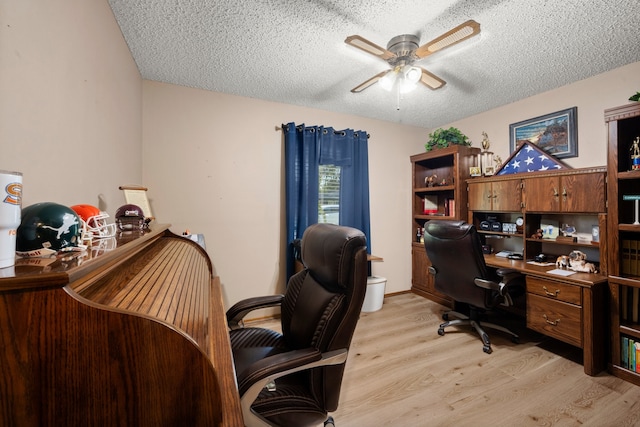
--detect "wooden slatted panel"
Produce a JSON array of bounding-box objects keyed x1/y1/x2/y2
[{"x1": 76, "y1": 236, "x2": 211, "y2": 355}]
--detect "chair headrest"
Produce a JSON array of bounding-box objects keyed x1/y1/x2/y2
[
  {"x1": 301, "y1": 223, "x2": 366, "y2": 290},
  {"x1": 425, "y1": 220, "x2": 473, "y2": 240}
]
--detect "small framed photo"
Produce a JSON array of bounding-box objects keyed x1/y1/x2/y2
[
  {"x1": 540, "y1": 222, "x2": 559, "y2": 240},
  {"x1": 591, "y1": 225, "x2": 599, "y2": 243}
]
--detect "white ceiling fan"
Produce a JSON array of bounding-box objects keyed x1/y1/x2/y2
[{"x1": 345, "y1": 20, "x2": 481, "y2": 94}]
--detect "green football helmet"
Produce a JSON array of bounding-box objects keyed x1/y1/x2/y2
[{"x1": 16, "y1": 202, "x2": 82, "y2": 257}]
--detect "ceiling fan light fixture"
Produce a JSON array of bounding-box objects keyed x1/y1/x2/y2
[
  {"x1": 399, "y1": 78, "x2": 418, "y2": 94},
  {"x1": 404, "y1": 66, "x2": 421, "y2": 83},
  {"x1": 378, "y1": 70, "x2": 397, "y2": 91}
]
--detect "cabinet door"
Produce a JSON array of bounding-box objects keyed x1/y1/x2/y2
[
  {"x1": 562, "y1": 173, "x2": 606, "y2": 212},
  {"x1": 468, "y1": 182, "x2": 492, "y2": 211},
  {"x1": 492, "y1": 179, "x2": 522, "y2": 211},
  {"x1": 523, "y1": 176, "x2": 560, "y2": 212},
  {"x1": 411, "y1": 245, "x2": 431, "y2": 292}
]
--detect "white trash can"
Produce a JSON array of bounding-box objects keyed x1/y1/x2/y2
[{"x1": 361, "y1": 276, "x2": 386, "y2": 312}]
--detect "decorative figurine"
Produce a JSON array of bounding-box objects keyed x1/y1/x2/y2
[
  {"x1": 631, "y1": 136, "x2": 640, "y2": 170},
  {"x1": 493, "y1": 155, "x2": 503, "y2": 171},
  {"x1": 480, "y1": 131, "x2": 494, "y2": 176},
  {"x1": 531, "y1": 229, "x2": 543, "y2": 239},
  {"x1": 481, "y1": 131, "x2": 490, "y2": 151},
  {"x1": 425, "y1": 174, "x2": 437, "y2": 187}
]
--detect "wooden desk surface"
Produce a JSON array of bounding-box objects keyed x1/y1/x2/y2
[{"x1": 485, "y1": 254, "x2": 608, "y2": 287}]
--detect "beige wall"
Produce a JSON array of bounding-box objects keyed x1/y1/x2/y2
[
  {"x1": 0, "y1": 0, "x2": 142, "y2": 210},
  {"x1": 142, "y1": 81, "x2": 426, "y2": 308},
  {"x1": 442, "y1": 61, "x2": 640, "y2": 170}
]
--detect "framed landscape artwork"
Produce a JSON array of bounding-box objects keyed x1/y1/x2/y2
[{"x1": 509, "y1": 107, "x2": 577, "y2": 159}]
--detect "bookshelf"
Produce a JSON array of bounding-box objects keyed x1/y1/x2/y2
[
  {"x1": 410, "y1": 145, "x2": 480, "y2": 305},
  {"x1": 606, "y1": 102, "x2": 640, "y2": 384}
]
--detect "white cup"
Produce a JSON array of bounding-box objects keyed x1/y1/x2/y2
[{"x1": 0, "y1": 170, "x2": 23, "y2": 269}]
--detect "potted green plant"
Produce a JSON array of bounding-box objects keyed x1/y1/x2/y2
[
  {"x1": 629, "y1": 91, "x2": 640, "y2": 102},
  {"x1": 425, "y1": 127, "x2": 471, "y2": 151}
]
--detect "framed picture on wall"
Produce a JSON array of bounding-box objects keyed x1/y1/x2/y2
[{"x1": 509, "y1": 107, "x2": 577, "y2": 159}]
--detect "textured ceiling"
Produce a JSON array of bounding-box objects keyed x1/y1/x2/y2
[{"x1": 107, "y1": 0, "x2": 640, "y2": 129}]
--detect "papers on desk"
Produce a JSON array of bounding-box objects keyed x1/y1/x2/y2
[
  {"x1": 495, "y1": 251, "x2": 513, "y2": 257},
  {"x1": 547, "y1": 268, "x2": 576, "y2": 276}
]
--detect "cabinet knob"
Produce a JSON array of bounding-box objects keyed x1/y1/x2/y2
[
  {"x1": 562, "y1": 187, "x2": 567, "y2": 201},
  {"x1": 553, "y1": 188, "x2": 559, "y2": 198},
  {"x1": 543, "y1": 286, "x2": 560, "y2": 297}
]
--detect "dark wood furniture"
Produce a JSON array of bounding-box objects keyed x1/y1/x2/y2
[
  {"x1": 467, "y1": 168, "x2": 608, "y2": 376},
  {"x1": 467, "y1": 167, "x2": 607, "y2": 263},
  {"x1": 410, "y1": 145, "x2": 480, "y2": 306},
  {"x1": 606, "y1": 102, "x2": 640, "y2": 385},
  {"x1": 486, "y1": 255, "x2": 607, "y2": 376},
  {"x1": 0, "y1": 224, "x2": 242, "y2": 426}
]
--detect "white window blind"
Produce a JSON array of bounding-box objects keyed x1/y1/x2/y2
[{"x1": 318, "y1": 164, "x2": 340, "y2": 224}]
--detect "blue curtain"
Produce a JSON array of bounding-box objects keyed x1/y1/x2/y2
[{"x1": 284, "y1": 122, "x2": 371, "y2": 280}]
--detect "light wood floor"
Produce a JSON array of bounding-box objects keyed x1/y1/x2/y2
[{"x1": 250, "y1": 293, "x2": 640, "y2": 426}]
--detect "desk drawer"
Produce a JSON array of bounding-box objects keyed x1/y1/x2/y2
[
  {"x1": 526, "y1": 276, "x2": 581, "y2": 305},
  {"x1": 527, "y1": 293, "x2": 582, "y2": 348}
]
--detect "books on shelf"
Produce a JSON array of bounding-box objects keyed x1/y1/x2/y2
[
  {"x1": 620, "y1": 286, "x2": 640, "y2": 324},
  {"x1": 422, "y1": 196, "x2": 438, "y2": 215},
  {"x1": 621, "y1": 239, "x2": 640, "y2": 276},
  {"x1": 444, "y1": 198, "x2": 455, "y2": 216},
  {"x1": 620, "y1": 336, "x2": 640, "y2": 373}
]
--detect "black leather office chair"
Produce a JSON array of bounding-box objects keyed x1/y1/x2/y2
[
  {"x1": 226, "y1": 223, "x2": 368, "y2": 427},
  {"x1": 423, "y1": 220, "x2": 524, "y2": 354}
]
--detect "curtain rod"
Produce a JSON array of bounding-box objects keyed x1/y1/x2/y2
[{"x1": 275, "y1": 125, "x2": 369, "y2": 139}]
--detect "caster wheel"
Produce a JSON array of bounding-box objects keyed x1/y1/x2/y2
[
  {"x1": 437, "y1": 328, "x2": 445, "y2": 336},
  {"x1": 511, "y1": 336, "x2": 520, "y2": 344},
  {"x1": 483, "y1": 345, "x2": 492, "y2": 354},
  {"x1": 324, "y1": 416, "x2": 335, "y2": 427},
  {"x1": 442, "y1": 313, "x2": 449, "y2": 321}
]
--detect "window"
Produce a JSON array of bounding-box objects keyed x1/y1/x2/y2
[{"x1": 318, "y1": 164, "x2": 340, "y2": 224}]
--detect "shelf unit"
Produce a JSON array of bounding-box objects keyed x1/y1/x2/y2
[
  {"x1": 467, "y1": 168, "x2": 606, "y2": 264},
  {"x1": 410, "y1": 145, "x2": 480, "y2": 306},
  {"x1": 606, "y1": 102, "x2": 640, "y2": 384}
]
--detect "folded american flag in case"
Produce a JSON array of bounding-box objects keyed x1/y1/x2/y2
[{"x1": 496, "y1": 141, "x2": 569, "y2": 175}]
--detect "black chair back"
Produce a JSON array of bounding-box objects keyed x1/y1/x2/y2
[{"x1": 423, "y1": 220, "x2": 490, "y2": 308}]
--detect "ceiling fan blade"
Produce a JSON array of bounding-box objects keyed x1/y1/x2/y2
[
  {"x1": 350, "y1": 70, "x2": 389, "y2": 93},
  {"x1": 345, "y1": 35, "x2": 396, "y2": 61},
  {"x1": 415, "y1": 20, "x2": 481, "y2": 59},
  {"x1": 418, "y1": 68, "x2": 446, "y2": 90}
]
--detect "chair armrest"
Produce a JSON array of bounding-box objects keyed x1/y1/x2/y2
[
  {"x1": 475, "y1": 270, "x2": 523, "y2": 295},
  {"x1": 496, "y1": 267, "x2": 519, "y2": 277},
  {"x1": 474, "y1": 278, "x2": 500, "y2": 291},
  {"x1": 239, "y1": 348, "x2": 348, "y2": 420},
  {"x1": 226, "y1": 295, "x2": 284, "y2": 329}
]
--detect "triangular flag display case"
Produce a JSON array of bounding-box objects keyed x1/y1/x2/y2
[{"x1": 495, "y1": 141, "x2": 570, "y2": 176}]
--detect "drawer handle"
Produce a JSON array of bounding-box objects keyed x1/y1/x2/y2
[
  {"x1": 543, "y1": 286, "x2": 560, "y2": 297},
  {"x1": 543, "y1": 314, "x2": 560, "y2": 326}
]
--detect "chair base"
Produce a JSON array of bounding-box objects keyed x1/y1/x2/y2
[{"x1": 438, "y1": 310, "x2": 519, "y2": 354}]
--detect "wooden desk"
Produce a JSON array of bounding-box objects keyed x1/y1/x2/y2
[
  {"x1": 486, "y1": 254, "x2": 607, "y2": 376},
  {"x1": 0, "y1": 224, "x2": 242, "y2": 426}
]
